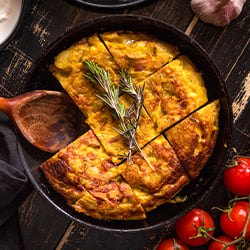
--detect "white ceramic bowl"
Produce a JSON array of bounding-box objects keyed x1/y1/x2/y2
[{"x1": 0, "y1": 0, "x2": 23, "y2": 47}]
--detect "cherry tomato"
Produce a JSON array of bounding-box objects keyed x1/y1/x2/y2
[
  {"x1": 220, "y1": 201, "x2": 250, "y2": 239},
  {"x1": 223, "y1": 157, "x2": 250, "y2": 196},
  {"x1": 175, "y1": 208, "x2": 215, "y2": 246},
  {"x1": 157, "y1": 238, "x2": 190, "y2": 250},
  {"x1": 208, "y1": 235, "x2": 236, "y2": 250}
]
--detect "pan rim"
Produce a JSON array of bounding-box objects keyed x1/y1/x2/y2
[{"x1": 67, "y1": 0, "x2": 151, "y2": 9}]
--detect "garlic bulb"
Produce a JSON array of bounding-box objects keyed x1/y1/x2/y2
[{"x1": 191, "y1": 0, "x2": 246, "y2": 27}]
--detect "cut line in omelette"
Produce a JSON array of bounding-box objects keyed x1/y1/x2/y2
[
  {"x1": 100, "y1": 30, "x2": 180, "y2": 84},
  {"x1": 138, "y1": 55, "x2": 208, "y2": 132},
  {"x1": 49, "y1": 34, "x2": 120, "y2": 118},
  {"x1": 40, "y1": 130, "x2": 146, "y2": 220},
  {"x1": 120, "y1": 135, "x2": 190, "y2": 211},
  {"x1": 165, "y1": 100, "x2": 220, "y2": 179},
  {"x1": 86, "y1": 94, "x2": 159, "y2": 164}
]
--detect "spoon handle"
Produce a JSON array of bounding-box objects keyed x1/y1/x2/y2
[{"x1": 0, "y1": 97, "x2": 11, "y2": 116}]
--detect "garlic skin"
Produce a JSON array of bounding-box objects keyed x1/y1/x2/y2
[{"x1": 191, "y1": 0, "x2": 246, "y2": 27}]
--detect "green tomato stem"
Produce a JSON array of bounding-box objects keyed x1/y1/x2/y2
[{"x1": 208, "y1": 196, "x2": 250, "y2": 250}]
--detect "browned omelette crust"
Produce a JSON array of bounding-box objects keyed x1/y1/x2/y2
[
  {"x1": 73, "y1": 179, "x2": 146, "y2": 220},
  {"x1": 49, "y1": 34, "x2": 120, "y2": 118},
  {"x1": 165, "y1": 100, "x2": 220, "y2": 179},
  {"x1": 120, "y1": 135, "x2": 190, "y2": 211},
  {"x1": 100, "y1": 31, "x2": 180, "y2": 84},
  {"x1": 40, "y1": 130, "x2": 146, "y2": 220},
  {"x1": 138, "y1": 55, "x2": 208, "y2": 132},
  {"x1": 86, "y1": 94, "x2": 159, "y2": 164}
]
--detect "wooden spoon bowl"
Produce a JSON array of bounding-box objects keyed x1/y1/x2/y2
[{"x1": 0, "y1": 90, "x2": 80, "y2": 153}]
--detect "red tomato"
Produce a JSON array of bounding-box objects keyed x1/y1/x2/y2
[
  {"x1": 175, "y1": 209, "x2": 215, "y2": 246},
  {"x1": 220, "y1": 201, "x2": 250, "y2": 239},
  {"x1": 223, "y1": 157, "x2": 250, "y2": 196},
  {"x1": 208, "y1": 235, "x2": 236, "y2": 250},
  {"x1": 157, "y1": 238, "x2": 190, "y2": 250}
]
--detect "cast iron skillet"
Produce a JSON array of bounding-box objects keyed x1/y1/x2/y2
[{"x1": 18, "y1": 15, "x2": 232, "y2": 232}]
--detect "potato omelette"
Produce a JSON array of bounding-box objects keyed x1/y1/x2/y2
[{"x1": 40, "y1": 31, "x2": 220, "y2": 220}]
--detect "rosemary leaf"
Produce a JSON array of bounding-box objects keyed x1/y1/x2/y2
[{"x1": 119, "y1": 68, "x2": 138, "y2": 100}]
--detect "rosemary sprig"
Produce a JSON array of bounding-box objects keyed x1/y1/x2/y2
[
  {"x1": 118, "y1": 69, "x2": 154, "y2": 171},
  {"x1": 83, "y1": 59, "x2": 130, "y2": 137},
  {"x1": 83, "y1": 59, "x2": 154, "y2": 171}
]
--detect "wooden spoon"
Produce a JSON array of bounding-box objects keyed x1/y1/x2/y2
[{"x1": 0, "y1": 90, "x2": 80, "y2": 153}]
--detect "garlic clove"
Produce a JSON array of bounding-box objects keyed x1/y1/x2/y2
[{"x1": 191, "y1": 0, "x2": 246, "y2": 27}]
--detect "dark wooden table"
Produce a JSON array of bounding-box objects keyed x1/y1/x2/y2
[{"x1": 0, "y1": 0, "x2": 249, "y2": 249}]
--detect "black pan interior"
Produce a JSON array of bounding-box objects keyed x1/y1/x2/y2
[{"x1": 18, "y1": 15, "x2": 232, "y2": 232}]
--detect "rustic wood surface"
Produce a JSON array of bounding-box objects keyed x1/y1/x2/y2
[{"x1": 0, "y1": 0, "x2": 249, "y2": 249}]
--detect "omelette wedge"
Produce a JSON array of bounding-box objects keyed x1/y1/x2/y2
[
  {"x1": 139, "y1": 55, "x2": 208, "y2": 132},
  {"x1": 49, "y1": 34, "x2": 120, "y2": 118},
  {"x1": 165, "y1": 100, "x2": 220, "y2": 179},
  {"x1": 40, "y1": 130, "x2": 146, "y2": 220},
  {"x1": 120, "y1": 135, "x2": 190, "y2": 211},
  {"x1": 73, "y1": 178, "x2": 146, "y2": 220},
  {"x1": 100, "y1": 31, "x2": 180, "y2": 84}
]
